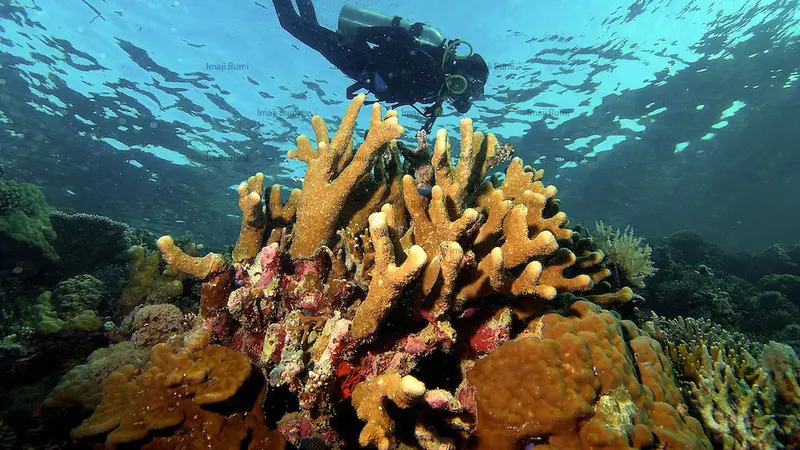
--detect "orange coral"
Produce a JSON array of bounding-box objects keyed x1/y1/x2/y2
[
  {"x1": 145, "y1": 96, "x2": 654, "y2": 449},
  {"x1": 156, "y1": 236, "x2": 227, "y2": 280},
  {"x1": 71, "y1": 343, "x2": 252, "y2": 444},
  {"x1": 141, "y1": 388, "x2": 286, "y2": 450},
  {"x1": 350, "y1": 211, "x2": 427, "y2": 340},
  {"x1": 351, "y1": 371, "x2": 427, "y2": 450},
  {"x1": 288, "y1": 93, "x2": 405, "y2": 258},
  {"x1": 467, "y1": 301, "x2": 711, "y2": 449}
]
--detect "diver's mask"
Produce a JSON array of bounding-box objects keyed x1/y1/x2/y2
[
  {"x1": 444, "y1": 73, "x2": 485, "y2": 98},
  {"x1": 444, "y1": 73, "x2": 484, "y2": 113},
  {"x1": 441, "y1": 40, "x2": 485, "y2": 112}
]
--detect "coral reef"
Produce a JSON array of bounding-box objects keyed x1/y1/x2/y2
[
  {"x1": 129, "y1": 303, "x2": 187, "y2": 347},
  {"x1": 123, "y1": 95, "x2": 649, "y2": 449},
  {"x1": 119, "y1": 244, "x2": 188, "y2": 313},
  {"x1": 652, "y1": 315, "x2": 800, "y2": 448},
  {"x1": 49, "y1": 211, "x2": 135, "y2": 277},
  {"x1": 643, "y1": 231, "x2": 800, "y2": 349},
  {"x1": 45, "y1": 340, "x2": 149, "y2": 410},
  {"x1": 71, "y1": 342, "x2": 271, "y2": 445}
]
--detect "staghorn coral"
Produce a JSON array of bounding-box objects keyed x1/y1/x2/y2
[
  {"x1": 136, "y1": 97, "x2": 666, "y2": 449},
  {"x1": 467, "y1": 301, "x2": 710, "y2": 449},
  {"x1": 593, "y1": 221, "x2": 657, "y2": 288},
  {"x1": 653, "y1": 315, "x2": 800, "y2": 449}
]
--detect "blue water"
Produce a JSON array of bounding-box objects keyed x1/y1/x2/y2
[{"x1": 1, "y1": 0, "x2": 798, "y2": 248}]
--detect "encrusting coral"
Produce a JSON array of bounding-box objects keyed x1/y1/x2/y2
[
  {"x1": 45, "y1": 341, "x2": 149, "y2": 409},
  {"x1": 72, "y1": 95, "x2": 691, "y2": 449},
  {"x1": 468, "y1": 301, "x2": 711, "y2": 449},
  {"x1": 71, "y1": 342, "x2": 259, "y2": 445}
]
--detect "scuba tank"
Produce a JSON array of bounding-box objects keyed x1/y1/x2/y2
[{"x1": 337, "y1": 3, "x2": 446, "y2": 48}]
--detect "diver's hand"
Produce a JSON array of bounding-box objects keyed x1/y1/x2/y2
[{"x1": 421, "y1": 103, "x2": 442, "y2": 133}]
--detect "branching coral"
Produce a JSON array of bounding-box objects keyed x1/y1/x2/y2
[
  {"x1": 653, "y1": 315, "x2": 800, "y2": 449},
  {"x1": 116, "y1": 97, "x2": 670, "y2": 449},
  {"x1": 593, "y1": 221, "x2": 657, "y2": 288}
]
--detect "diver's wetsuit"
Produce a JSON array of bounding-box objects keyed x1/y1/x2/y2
[{"x1": 272, "y1": 0, "x2": 446, "y2": 131}]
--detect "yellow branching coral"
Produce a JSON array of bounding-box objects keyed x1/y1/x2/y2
[
  {"x1": 288, "y1": 93, "x2": 405, "y2": 258},
  {"x1": 265, "y1": 184, "x2": 301, "y2": 244},
  {"x1": 430, "y1": 119, "x2": 488, "y2": 214},
  {"x1": 401, "y1": 176, "x2": 480, "y2": 257},
  {"x1": 232, "y1": 172, "x2": 266, "y2": 263},
  {"x1": 350, "y1": 211, "x2": 427, "y2": 340},
  {"x1": 156, "y1": 236, "x2": 227, "y2": 280},
  {"x1": 351, "y1": 371, "x2": 427, "y2": 450}
]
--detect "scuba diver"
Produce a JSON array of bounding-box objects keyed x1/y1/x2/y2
[{"x1": 271, "y1": 1, "x2": 489, "y2": 133}]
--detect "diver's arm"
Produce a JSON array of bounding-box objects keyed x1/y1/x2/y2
[{"x1": 421, "y1": 101, "x2": 443, "y2": 133}]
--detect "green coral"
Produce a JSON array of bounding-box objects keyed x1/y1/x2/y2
[
  {"x1": 119, "y1": 245, "x2": 185, "y2": 309},
  {"x1": 31, "y1": 275, "x2": 107, "y2": 335},
  {"x1": 593, "y1": 221, "x2": 657, "y2": 288},
  {"x1": 0, "y1": 178, "x2": 58, "y2": 261}
]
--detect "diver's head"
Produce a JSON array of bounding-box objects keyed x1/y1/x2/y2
[{"x1": 444, "y1": 52, "x2": 488, "y2": 113}]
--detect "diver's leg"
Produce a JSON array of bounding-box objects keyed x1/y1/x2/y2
[
  {"x1": 272, "y1": 0, "x2": 370, "y2": 82},
  {"x1": 295, "y1": 0, "x2": 319, "y2": 25},
  {"x1": 272, "y1": 0, "x2": 301, "y2": 32}
]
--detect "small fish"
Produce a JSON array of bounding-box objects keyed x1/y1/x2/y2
[
  {"x1": 64, "y1": 189, "x2": 76, "y2": 196},
  {"x1": 12, "y1": 266, "x2": 23, "y2": 274}
]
